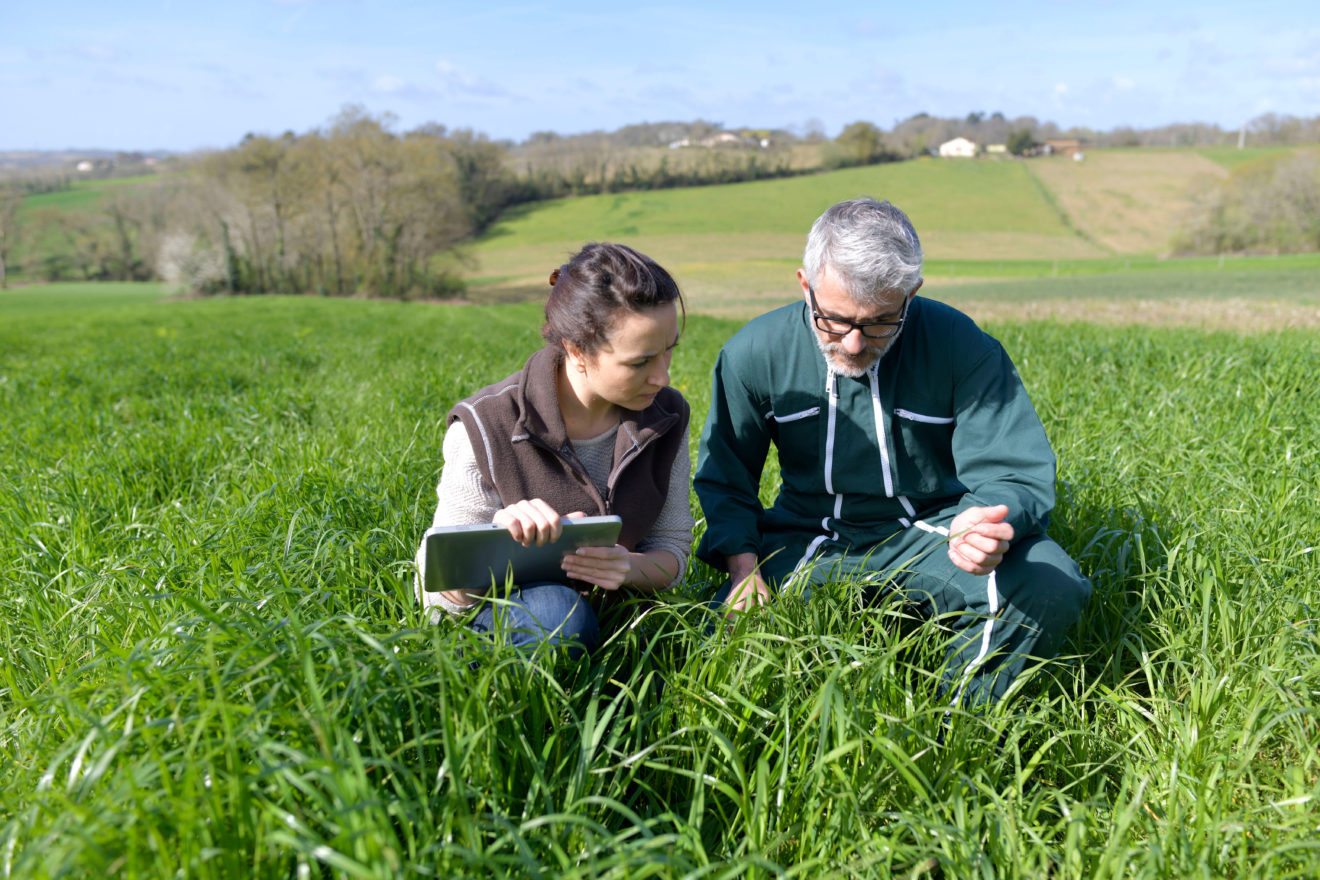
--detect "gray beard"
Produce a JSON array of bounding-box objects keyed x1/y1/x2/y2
[{"x1": 813, "y1": 333, "x2": 896, "y2": 378}]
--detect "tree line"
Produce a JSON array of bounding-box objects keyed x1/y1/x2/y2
[
  {"x1": 4, "y1": 109, "x2": 1320, "y2": 293},
  {"x1": 1174, "y1": 150, "x2": 1320, "y2": 255},
  {"x1": 3, "y1": 107, "x2": 519, "y2": 297}
]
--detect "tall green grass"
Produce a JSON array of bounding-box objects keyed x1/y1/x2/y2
[{"x1": 1, "y1": 285, "x2": 1318, "y2": 877}]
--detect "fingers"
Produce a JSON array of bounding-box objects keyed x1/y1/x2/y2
[
  {"x1": 945, "y1": 505, "x2": 1015, "y2": 575},
  {"x1": 493, "y1": 498, "x2": 563, "y2": 546},
  {"x1": 960, "y1": 526, "x2": 1013, "y2": 553},
  {"x1": 948, "y1": 540, "x2": 1006, "y2": 575},
  {"x1": 727, "y1": 573, "x2": 770, "y2": 615},
  {"x1": 560, "y1": 544, "x2": 630, "y2": 590},
  {"x1": 948, "y1": 528, "x2": 1010, "y2": 575}
]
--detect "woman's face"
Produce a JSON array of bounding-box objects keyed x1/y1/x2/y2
[{"x1": 569, "y1": 303, "x2": 680, "y2": 411}]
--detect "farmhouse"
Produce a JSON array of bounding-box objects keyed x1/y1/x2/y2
[
  {"x1": 702, "y1": 132, "x2": 743, "y2": 147},
  {"x1": 1042, "y1": 138, "x2": 1082, "y2": 155},
  {"x1": 938, "y1": 137, "x2": 978, "y2": 158}
]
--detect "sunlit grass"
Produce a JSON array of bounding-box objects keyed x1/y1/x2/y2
[{"x1": 1, "y1": 290, "x2": 1318, "y2": 877}]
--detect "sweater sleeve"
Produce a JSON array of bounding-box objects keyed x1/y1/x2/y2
[
  {"x1": 432, "y1": 422, "x2": 503, "y2": 526},
  {"x1": 949, "y1": 342, "x2": 1056, "y2": 541},
  {"x1": 634, "y1": 421, "x2": 696, "y2": 583},
  {"x1": 693, "y1": 344, "x2": 772, "y2": 571},
  {"x1": 415, "y1": 423, "x2": 503, "y2": 616}
]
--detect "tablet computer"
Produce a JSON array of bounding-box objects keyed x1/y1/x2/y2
[{"x1": 420, "y1": 515, "x2": 623, "y2": 593}]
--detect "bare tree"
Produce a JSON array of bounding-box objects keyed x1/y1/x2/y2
[{"x1": 0, "y1": 186, "x2": 21, "y2": 288}]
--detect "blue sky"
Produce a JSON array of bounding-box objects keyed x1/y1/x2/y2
[{"x1": 3, "y1": 0, "x2": 1318, "y2": 151}]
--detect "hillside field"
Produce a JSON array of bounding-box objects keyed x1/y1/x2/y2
[
  {"x1": 1, "y1": 282, "x2": 1318, "y2": 877},
  {"x1": 16, "y1": 175, "x2": 157, "y2": 215},
  {"x1": 9, "y1": 149, "x2": 1314, "y2": 313},
  {"x1": 464, "y1": 149, "x2": 1316, "y2": 316}
]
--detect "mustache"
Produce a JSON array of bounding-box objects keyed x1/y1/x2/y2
[{"x1": 822, "y1": 342, "x2": 883, "y2": 359}]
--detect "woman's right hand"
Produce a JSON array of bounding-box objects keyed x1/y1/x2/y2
[{"x1": 493, "y1": 498, "x2": 583, "y2": 546}]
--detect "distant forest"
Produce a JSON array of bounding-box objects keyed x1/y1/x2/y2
[{"x1": 2, "y1": 109, "x2": 1319, "y2": 293}]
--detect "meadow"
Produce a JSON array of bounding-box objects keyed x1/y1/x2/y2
[
  {"x1": 2, "y1": 282, "x2": 1317, "y2": 877},
  {"x1": 463, "y1": 148, "x2": 1318, "y2": 318}
]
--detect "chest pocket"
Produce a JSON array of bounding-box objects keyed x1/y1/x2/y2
[
  {"x1": 766, "y1": 405, "x2": 820, "y2": 425},
  {"x1": 765, "y1": 405, "x2": 823, "y2": 488},
  {"x1": 766, "y1": 405, "x2": 821, "y2": 442},
  {"x1": 893, "y1": 407, "x2": 957, "y2": 495}
]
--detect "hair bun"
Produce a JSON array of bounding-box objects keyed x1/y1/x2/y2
[{"x1": 548, "y1": 268, "x2": 561, "y2": 286}]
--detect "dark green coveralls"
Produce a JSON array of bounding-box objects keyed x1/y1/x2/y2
[{"x1": 695, "y1": 297, "x2": 1091, "y2": 707}]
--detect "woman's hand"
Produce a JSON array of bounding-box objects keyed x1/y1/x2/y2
[
  {"x1": 440, "y1": 588, "x2": 478, "y2": 609},
  {"x1": 560, "y1": 544, "x2": 632, "y2": 590},
  {"x1": 493, "y1": 498, "x2": 578, "y2": 546}
]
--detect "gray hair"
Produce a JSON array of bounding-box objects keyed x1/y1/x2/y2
[{"x1": 802, "y1": 198, "x2": 924, "y2": 306}]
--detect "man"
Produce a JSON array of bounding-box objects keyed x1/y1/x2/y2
[{"x1": 694, "y1": 197, "x2": 1090, "y2": 708}]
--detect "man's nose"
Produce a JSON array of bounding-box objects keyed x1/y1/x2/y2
[{"x1": 842, "y1": 328, "x2": 868, "y2": 353}]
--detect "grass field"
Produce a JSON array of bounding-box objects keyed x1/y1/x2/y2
[
  {"x1": 1195, "y1": 145, "x2": 1311, "y2": 170},
  {"x1": 16, "y1": 175, "x2": 157, "y2": 215},
  {"x1": 2, "y1": 282, "x2": 1318, "y2": 877},
  {"x1": 463, "y1": 149, "x2": 1319, "y2": 314},
  {"x1": 469, "y1": 158, "x2": 1109, "y2": 307},
  {"x1": 1025, "y1": 150, "x2": 1226, "y2": 255}
]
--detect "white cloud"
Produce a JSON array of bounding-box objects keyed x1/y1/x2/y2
[
  {"x1": 434, "y1": 60, "x2": 507, "y2": 98},
  {"x1": 1113, "y1": 76, "x2": 1135, "y2": 91},
  {"x1": 373, "y1": 74, "x2": 408, "y2": 94}
]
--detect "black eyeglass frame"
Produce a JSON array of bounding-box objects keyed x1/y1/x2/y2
[{"x1": 807, "y1": 286, "x2": 910, "y2": 340}]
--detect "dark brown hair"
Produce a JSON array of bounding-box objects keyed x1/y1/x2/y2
[{"x1": 542, "y1": 242, "x2": 685, "y2": 355}]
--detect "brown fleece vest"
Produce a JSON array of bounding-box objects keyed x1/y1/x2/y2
[{"x1": 446, "y1": 346, "x2": 689, "y2": 552}]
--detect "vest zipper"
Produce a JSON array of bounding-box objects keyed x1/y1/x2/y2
[{"x1": 524, "y1": 435, "x2": 610, "y2": 513}]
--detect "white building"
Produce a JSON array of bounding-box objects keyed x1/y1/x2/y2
[{"x1": 938, "y1": 137, "x2": 978, "y2": 158}]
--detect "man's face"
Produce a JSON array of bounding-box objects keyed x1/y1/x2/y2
[{"x1": 798, "y1": 265, "x2": 916, "y2": 378}]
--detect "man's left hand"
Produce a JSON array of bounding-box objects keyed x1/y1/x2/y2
[{"x1": 948, "y1": 504, "x2": 1014, "y2": 576}]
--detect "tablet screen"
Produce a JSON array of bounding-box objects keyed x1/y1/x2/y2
[{"x1": 421, "y1": 515, "x2": 623, "y2": 593}]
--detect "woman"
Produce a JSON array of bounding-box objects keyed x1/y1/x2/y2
[{"x1": 416, "y1": 242, "x2": 694, "y2": 655}]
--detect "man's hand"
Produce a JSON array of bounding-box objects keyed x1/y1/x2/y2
[
  {"x1": 947, "y1": 504, "x2": 1014, "y2": 576},
  {"x1": 725, "y1": 552, "x2": 771, "y2": 614},
  {"x1": 560, "y1": 544, "x2": 631, "y2": 590},
  {"x1": 493, "y1": 499, "x2": 584, "y2": 546}
]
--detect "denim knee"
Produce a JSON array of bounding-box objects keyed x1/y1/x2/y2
[{"x1": 471, "y1": 581, "x2": 599, "y2": 656}]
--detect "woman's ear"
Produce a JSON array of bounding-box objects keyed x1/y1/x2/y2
[{"x1": 563, "y1": 341, "x2": 588, "y2": 374}]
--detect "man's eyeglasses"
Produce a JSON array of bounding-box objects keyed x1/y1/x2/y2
[{"x1": 808, "y1": 287, "x2": 909, "y2": 340}]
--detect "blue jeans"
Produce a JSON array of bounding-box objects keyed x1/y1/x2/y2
[{"x1": 467, "y1": 582, "x2": 600, "y2": 657}]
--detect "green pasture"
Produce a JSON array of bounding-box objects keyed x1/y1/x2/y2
[
  {"x1": 17, "y1": 174, "x2": 156, "y2": 215},
  {"x1": 470, "y1": 159, "x2": 1103, "y2": 301},
  {"x1": 464, "y1": 151, "x2": 1319, "y2": 312},
  {"x1": 584, "y1": 260, "x2": 1320, "y2": 323},
  {"x1": 1194, "y1": 145, "x2": 1313, "y2": 170},
  {"x1": 2, "y1": 282, "x2": 1318, "y2": 877},
  {"x1": 481, "y1": 159, "x2": 1070, "y2": 243},
  {"x1": 936, "y1": 266, "x2": 1320, "y2": 304}
]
